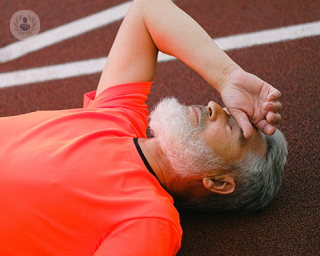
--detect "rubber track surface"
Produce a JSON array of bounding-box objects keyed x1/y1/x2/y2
[{"x1": 1, "y1": 0, "x2": 320, "y2": 255}]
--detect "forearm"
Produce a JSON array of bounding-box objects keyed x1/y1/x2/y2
[
  {"x1": 97, "y1": 0, "x2": 240, "y2": 96},
  {"x1": 139, "y1": 0, "x2": 240, "y2": 92}
]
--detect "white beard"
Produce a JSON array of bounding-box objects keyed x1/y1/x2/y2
[{"x1": 149, "y1": 97, "x2": 221, "y2": 177}]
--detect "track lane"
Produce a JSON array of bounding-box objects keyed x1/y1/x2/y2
[{"x1": 0, "y1": 0, "x2": 319, "y2": 255}]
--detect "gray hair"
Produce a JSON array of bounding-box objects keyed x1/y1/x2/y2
[{"x1": 181, "y1": 129, "x2": 288, "y2": 214}]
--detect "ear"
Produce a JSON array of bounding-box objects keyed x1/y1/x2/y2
[{"x1": 203, "y1": 175, "x2": 235, "y2": 195}]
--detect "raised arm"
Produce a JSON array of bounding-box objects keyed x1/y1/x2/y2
[
  {"x1": 97, "y1": 0, "x2": 282, "y2": 137},
  {"x1": 96, "y1": 0, "x2": 234, "y2": 96}
]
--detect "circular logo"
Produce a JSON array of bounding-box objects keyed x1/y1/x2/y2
[{"x1": 10, "y1": 10, "x2": 40, "y2": 40}]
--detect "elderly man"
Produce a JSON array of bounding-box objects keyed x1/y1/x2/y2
[{"x1": 0, "y1": 0, "x2": 287, "y2": 255}]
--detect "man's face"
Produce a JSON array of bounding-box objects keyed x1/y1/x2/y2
[
  {"x1": 187, "y1": 101, "x2": 267, "y2": 162},
  {"x1": 149, "y1": 98, "x2": 267, "y2": 177}
]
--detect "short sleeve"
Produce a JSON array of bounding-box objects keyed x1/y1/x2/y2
[
  {"x1": 83, "y1": 82, "x2": 153, "y2": 138},
  {"x1": 92, "y1": 218, "x2": 182, "y2": 256},
  {"x1": 83, "y1": 82, "x2": 152, "y2": 110}
]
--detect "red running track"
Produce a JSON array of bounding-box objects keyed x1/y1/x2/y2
[{"x1": 0, "y1": 0, "x2": 320, "y2": 255}]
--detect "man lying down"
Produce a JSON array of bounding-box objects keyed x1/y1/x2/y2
[{"x1": 0, "y1": 0, "x2": 287, "y2": 255}]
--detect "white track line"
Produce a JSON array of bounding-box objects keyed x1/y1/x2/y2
[
  {"x1": 214, "y1": 21, "x2": 320, "y2": 51},
  {"x1": 0, "y1": 1, "x2": 132, "y2": 63},
  {"x1": 1, "y1": 21, "x2": 320, "y2": 88},
  {"x1": 0, "y1": 58, "x2": 107, "y2": 88}
]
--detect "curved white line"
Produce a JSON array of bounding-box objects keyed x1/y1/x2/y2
[
  {"x1": 0, "y1": 21, "x2": 320, "y2": 88},
  {"x1": 0, "y1": 1, "x2": 132, "y2": 63}
]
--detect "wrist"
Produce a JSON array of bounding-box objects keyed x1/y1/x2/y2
[{"x1": 215, "y1": 64, "x2": 242, "y2": 94}]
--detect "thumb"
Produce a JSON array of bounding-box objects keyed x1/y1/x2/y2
[{"x1": 231, "y1": 111, "x2": 253, "y2": 139}]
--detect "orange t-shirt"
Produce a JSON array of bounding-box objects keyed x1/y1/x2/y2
[{"x1": 0, "y1": 82, "x2": 182, "y2": 256}]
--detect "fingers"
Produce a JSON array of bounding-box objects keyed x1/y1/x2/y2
[
  {"x1": 255, "y1": 119, "x2": 276, "y2": 136},
  {"x1": 263, "y1": 100, "x2": 282, "y2": 127},
  {"x1": 266, "y1": 111, "x2": 281, "y2": 125},
  {"x1": 232, "y1": 111, "x2": 254, "y2": 139},
  {"x1": 262, "y1": 92, "x2": 282, "y2": 132},
  {"x1": 263, "y1": 123, "x2": 276, "y2": 135},
  {"x1": 262, "y1": 87, "x2": 282, "y2": 134},
  {"x1": 232, "y1": 108, "x2": 280, "y2": 137},
  {"x1": 263, "y1": 100, "x2": 282, "y2": 113},
  {"x1": 267, "y1": 88, "x2": 281, "y2": 102}
]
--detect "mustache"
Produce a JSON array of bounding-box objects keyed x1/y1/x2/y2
[{"x1": 190, "y1": 105, "x2": 208, "y2": 130}]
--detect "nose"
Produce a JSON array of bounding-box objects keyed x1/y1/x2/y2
[{"x1": 206, "y1": 101, "x2": 227, "y2": 122}]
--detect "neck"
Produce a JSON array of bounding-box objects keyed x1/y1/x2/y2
[
  {"x1": 137, "y1": 138, "x2": 174, "y2": 196},
  {"x1": 138, "y1": 138, "x2": 213, "y2": 204}
]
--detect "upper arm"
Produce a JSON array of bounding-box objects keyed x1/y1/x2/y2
[
  {"x1": 93, "y1": 218, "x2": 181, "y2": 256},
  {"x1": 96, "y1": 0, "x2": 158, "y2": 97}
]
